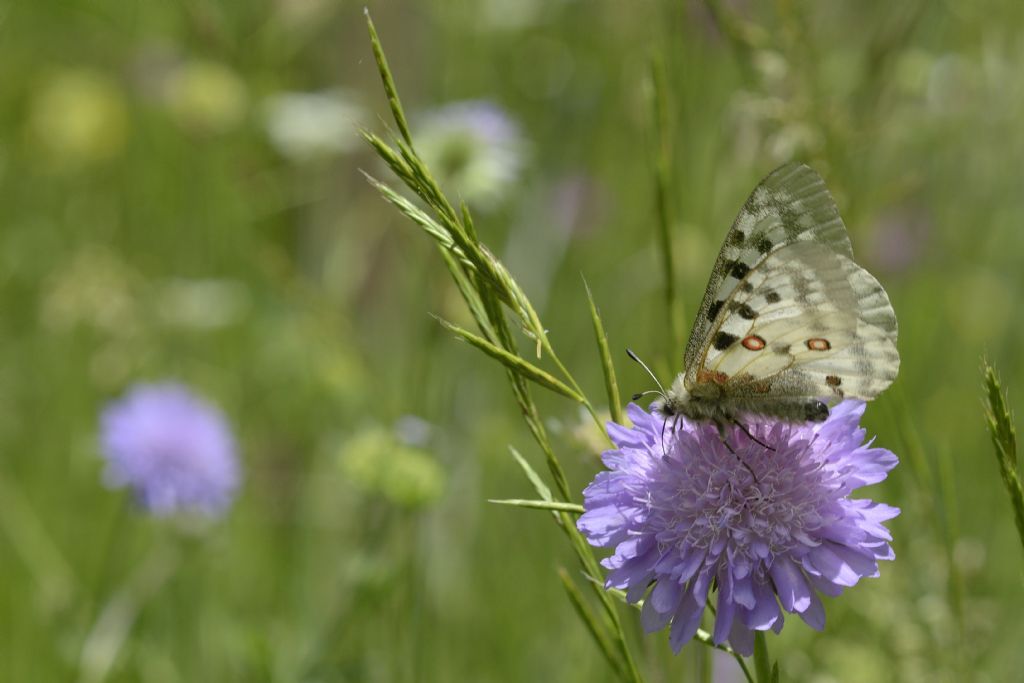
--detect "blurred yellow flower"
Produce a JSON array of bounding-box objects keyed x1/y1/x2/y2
[
  {"x1": 162, "y1": 60, "x2": 247, "y2": 134},
  {"x1": 338, "y1": 427, "x2": 446, "y2": 509},
  {"x1": 27, "y1": 69, "x2": 129, "y2": 168}
]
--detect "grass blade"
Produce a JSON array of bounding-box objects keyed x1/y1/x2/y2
[
  {"x1": 364, "y1": 9, "x2": 413, "y2": 147},
  {"x1": 438, "y1": 318, "x2": 584, "y2": 403},
  {"x1": 558, "y1": 568, "x2": 627, "y2": 680},
  {"x1": 647, "y1": 54, "x2": 685, "y2": 355},
  {"x1": 508, "y1": 446, "x2": 553, "y2": 502},
  {"x1": 363, "y1": 173, "x2": 460, "y2": 253},
  {"x1": 488, "y1": 499, "x2": 585, "y2": 513},
  {"x1": 583, "y1": 276, "x2": 622, "y2": 425}
]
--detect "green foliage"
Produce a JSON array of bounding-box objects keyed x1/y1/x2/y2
[{"x1": 1, "y1": 1, "x2": 1024, "y2": 681}]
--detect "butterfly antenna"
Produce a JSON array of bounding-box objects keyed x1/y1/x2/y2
[
  {"x1": 630, "y1": 389, "x2": 664, "y2": 401},
  {"x1": 626, "y1": 348, "x2": 667, "y2": 395}
]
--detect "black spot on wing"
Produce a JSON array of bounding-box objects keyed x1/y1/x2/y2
[
  {"x1": 754, "y1": 236, "x2": 773, "y2": 254},
  {"x1": 728, "y1": 230, "x2": 746, "y2": 246},
  {"x1": 707, "y1": 300, "x2": 724, "y2": 322},
  {"x1": 729, "y1": 302, "x2": 758, "y2": 320},
  {"x1": 740, "y1": 282, "x2": 754, "y2": 293},
  {"x1": 764, "y1": 290, "x2": 781, "y2": 304},
  {"x1": 723, "y1": 259, "x2": 750, "y2": 279},
  {"x1": 713, "y1": 332, "x2": 739, "y2": 350}
]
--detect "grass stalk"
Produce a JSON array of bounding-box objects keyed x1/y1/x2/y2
[
  {"x1": 983, "y1": 362, "x2": 1024, "y2": 554},
  {"x1": 362, "y1": 12, "x2": 644, "y2": 682},
  {"x1": 647, "y1": 54, "x2": 685, "y2": 356}
]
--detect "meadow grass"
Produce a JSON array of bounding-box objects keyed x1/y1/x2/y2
[{"x1": 2, "y1": 1, "x2": 1024, "y2": 681}]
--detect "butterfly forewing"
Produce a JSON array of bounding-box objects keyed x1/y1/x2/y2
[
  {"x1": 684, "y1": 163, "x2": 854, "y2": 375},
  {"x1": 683, "y1": 163, "x2": 898, "y2": 410}
]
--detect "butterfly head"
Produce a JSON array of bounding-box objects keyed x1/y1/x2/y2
[
  {"x1": 649, "y1": 375, "x2": 682, "y2": 415},
  {"x1": 651, "y1": 375, "x2": 722, "y2": 424}
]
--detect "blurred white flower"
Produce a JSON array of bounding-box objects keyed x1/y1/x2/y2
[
  {"x1": 263, "y1": 90, "x2": 364, "y2": 161},
  {"x1": 156, "y1": 278, "x2": 251, "y2": 330},
  {"x1": 40, "y1": 247, "x2": 139, "y2": 334},
  {"x1": 414, "y1": 100, "x2": 526, "y2": 208}
]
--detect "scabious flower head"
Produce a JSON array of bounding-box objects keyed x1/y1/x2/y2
[
  {"x1": 414, "y1": 100, "x2": 525, "y2": 207},
  {"x1": 100, "y1": 382, "x2": 240, "y2": 518},
  {"x1": 578, "y1": 401, "x2": 899, "y2": 656}
]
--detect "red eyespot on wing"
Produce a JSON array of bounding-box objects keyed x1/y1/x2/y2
[
  {"x1": 741, "y1": 335, "x2": 766, "y2": 351},
  {"x1": 806, "y1": 338, "x2": 832, "y2": 351}
]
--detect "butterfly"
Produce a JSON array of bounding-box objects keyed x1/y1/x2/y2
[{"x1": 646, "y1": 163, "x2": 899, "y2": 439}]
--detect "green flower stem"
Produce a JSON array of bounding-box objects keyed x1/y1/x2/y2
[
  {"x1": 76, "y1": 538, "x2": 182, "y2": 683},
  {"x1": 559, "y1": 567, "x2": 629, "y2": 681},
  {"x1": 752, "y1": 631, "x2": 778, "y2": 683}
]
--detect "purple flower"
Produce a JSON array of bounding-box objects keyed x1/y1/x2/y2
[
  {"x1": 578, "y1": 401, "x2": 899, "y2": 656},
  {"x1": 100, "y1": 382, "x2": 240, "y2": 517}
]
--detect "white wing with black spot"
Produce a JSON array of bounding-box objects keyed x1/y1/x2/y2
[
  {"x1": 699, "y1": 240, "x2": 898, "y2": 402},
  {"x1": 683, "y1": 163, "x2": 854, "y2": 375},
  {"x1": 683, "y1": 164, "x2": 898, "y2": 405}
]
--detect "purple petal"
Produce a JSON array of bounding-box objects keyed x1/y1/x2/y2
[
  {"x1": 668, "y1": 591, "x2": 704, "y2": 653},
  {"x1": 575, "y1": 398, "x2": 899, "y2": 656},
  {"x1": 798, "y1": 590, "x2": 826, "y2": 630},
  {"x1": 641, "y1": 590, "x2": 674, "y2": 632},
  {"x1": 728, "y1": 621, "x2": 755, "y2": 657},
  {"x1": 713, "y1": 570, "x2": 736, "y2": 644},
  {"x1": 769, "y1": 556, "x2": 812, "y2": 613},
  {"x1": 741, "y1": 578, "x2": 782, "y2": 630}
]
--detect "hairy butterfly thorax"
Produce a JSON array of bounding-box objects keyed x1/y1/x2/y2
[{"x1": 643, "y1": 163, "x2": 899, "y2": 437}]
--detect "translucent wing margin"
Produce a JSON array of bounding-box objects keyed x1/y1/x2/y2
[{"x1": 683, "y1": 163, "x2": 853, "y2": 373}]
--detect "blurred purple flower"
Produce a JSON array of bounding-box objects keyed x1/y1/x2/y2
[
  {"x1": 867, "y1": 205, "x2": 931, "y2": 276},
  {"x1": 578, "y1": 401, "x2": 899, "y2": 656},
  {"x1": 100, "y1": 382, "x2": 240, "y2": 517}
]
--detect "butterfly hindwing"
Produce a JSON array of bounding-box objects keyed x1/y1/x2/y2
[
  {"x1": 693, "y1": 237, "x2": 899, "y2": 404},
  {"x1": 683, "y1": 166, "x2": 898, "y2": 408}
]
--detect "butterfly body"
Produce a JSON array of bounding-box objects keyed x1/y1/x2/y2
[
  {"x1": 656, "y1": 375, "x2": 829, "y2": 428},
  {"x1": 652, "y1": 163, "x2": 899, "y2": 430}
]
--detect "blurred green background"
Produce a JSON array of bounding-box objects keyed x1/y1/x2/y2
[{"x1": 2, "y1": 1, "x2": 1023, "y2": 681}]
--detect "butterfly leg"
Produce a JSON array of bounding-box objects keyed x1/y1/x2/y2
[
  {"x1": 716, "y1": 436, "x2": 765, "y2": 483},
  {"x1": 731, "y1": 419, "x2": 776, "y2": 452},
  {"x1": 714, "y1": 420, "x2": 759, "y2": 482},
  {"x1": 659, "y1": 414, "x2": 683, "y2": 457}
]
